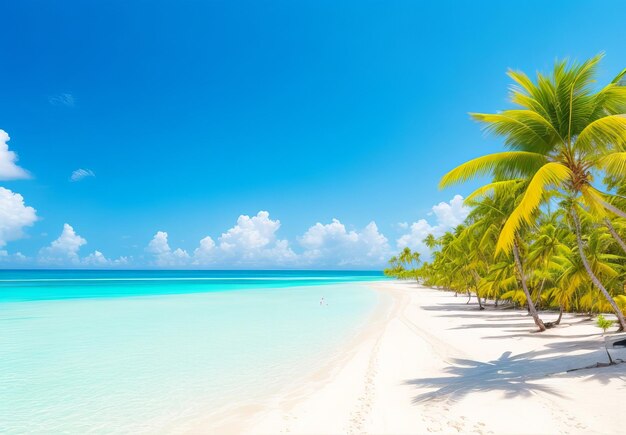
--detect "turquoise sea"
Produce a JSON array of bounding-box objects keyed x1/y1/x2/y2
[{"x1": 0, "y1": 270, "x2": 384, "y2": 433}]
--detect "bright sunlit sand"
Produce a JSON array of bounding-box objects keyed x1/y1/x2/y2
[{"x1": 218, "y1": 281, "x2": 625, "y2": 435}]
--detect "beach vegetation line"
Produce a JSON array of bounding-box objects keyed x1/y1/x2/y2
[{"x1": 386, "y1": 54, "x2": 626, "y2": 333}]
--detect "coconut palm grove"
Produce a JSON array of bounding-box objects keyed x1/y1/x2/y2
[{"x1": 385, "y1": 54, "x2": 626, "y2": 333}]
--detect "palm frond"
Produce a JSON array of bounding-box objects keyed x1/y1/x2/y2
[
  {"x1": 439, "y1": 152, "x2": 546, "y2": 188},
  {"x1": 580, "y1": 186, "x2": 608, "y2": 218},
  {"x1": 575, "y1": 114, "x2": 626, "y2": 154},
  {"x1": 597, "y1": 152, "x2": 626, "y2": 177},
  {"x1": 465, "y1": 179, "x2": 522, "y2": 202},
  {"x1": 470, "y1": 110, "x2": 561, "y2": 153},
  {"x1": 496, "y1": 163, "x2": 572, "y2": 254}
]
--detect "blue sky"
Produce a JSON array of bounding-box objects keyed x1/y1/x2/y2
[{"x1": 1, "y1": 1, "x2": 625, "y2": 268}]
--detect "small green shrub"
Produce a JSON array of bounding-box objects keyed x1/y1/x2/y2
[{"x1": 596, "y1": 314, "x2": 614, "y2": 334}]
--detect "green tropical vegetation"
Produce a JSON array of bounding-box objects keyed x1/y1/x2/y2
[
  {"x1": 384, "y1": 247, "x2": 421, "y2": 280},
  {"x1": 596, "y1": 314, "x2": 614, "y2": 334},
  {"x1": 387, "y1": 54, "x2": 626, "y2": 333}
]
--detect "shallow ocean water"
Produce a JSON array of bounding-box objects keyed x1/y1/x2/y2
[{"x1": 0, "y1": 270, "x2": 382, "y2": 433}]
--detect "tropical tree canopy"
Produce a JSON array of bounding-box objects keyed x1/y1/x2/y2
[{"x1": 390, "y1": 55, "x2": 626, "y2": 332}]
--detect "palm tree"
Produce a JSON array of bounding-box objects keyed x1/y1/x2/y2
[
  {"x1": 467, "y1": 182, "x2": 547, "y2": 329},
  {"x1": 399, "y1": 247, "x2": 421, "y2": 271},
  {"x1": 385, "y1": 248, "x2": 421, "y2": 280},
  {"x1": 603, "y1": 176, "x2": 626, "y2": 253},
  {"x1": 383, "y1": 255, "x2": 404, "y2": 278},
  {"x1": 440, "y1": 55, "x2": 626, "y2": 330},
  {"x1": 424, "y1": 234, "x2": 438, "y2": 250},
  {"x1": 526, "y1": 211, "x2": 571, "y2": 309}
]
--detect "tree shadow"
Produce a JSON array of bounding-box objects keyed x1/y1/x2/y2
[
  {"x1": 405, "y1": 344, "x2": 614, "y2": 404},
  {"x1": 574, "y1": 364, "x2": 626, "y2": 386},
  {"x1": 544, "y1": 337, "x2": 603, "y2": 351},
  {"x1": 420, "y1": 304, "x2": 485, "y2": 312},
  {"x1": 450, "y1": 322, "x2": 533, "y2": 330},
  {"x1": 423, "y1": 301, "x2": 600, "y2": 337},
  {"x1": 434, "y1": 312, "x2": 525, "y2": 320},
  {"x1": 482, "y1": 332, "x2": 599, "y2": 340}
]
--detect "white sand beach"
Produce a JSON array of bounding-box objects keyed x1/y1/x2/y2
[{"x1": 208, "y1": 281, "x2": 625, "y2": 434}]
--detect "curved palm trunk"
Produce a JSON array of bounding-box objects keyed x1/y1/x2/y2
[
  {"x1": 513, "y1": 240, "x2": 546, "y2": 332},
  {"x1": 471, "y1": 270, "x2": 485, "y2": 310},
  {"x1": 599, "y1": 198, "x2": 626, "y2": 220},
  {"x1": 545, "y1": 305, "x2": 564, "y2": 328},
  {"x1": 555, "y1": 305, "x2": 564, "y2": 325},
  {"x1": 475, "y1": 291, "x2": 484, "y2": 309},
  {"x1": 535, "y1": 277, "x2": 547, "y2": 309},
  {"x1": 604, "y1": 218, "x2": 626, "y2": 254},
  {"x1": 572, "y1": 209, "x2": 626, "y2": 331}
]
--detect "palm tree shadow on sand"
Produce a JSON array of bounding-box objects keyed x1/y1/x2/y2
[
  {"x1": 404, "y1": 343, "x2": 626, "y2": 404},
  {"x1": 406, "y1": 351, "x2": 563, "y2": 403},
  {"x1": 406, "y1": 341, "x2": 626, "y2": 404},
  {"x1": 408, "y1": 298, "x2": 626, "y2": 404}
]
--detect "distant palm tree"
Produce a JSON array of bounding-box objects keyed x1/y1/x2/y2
[
  {"x1": 399, "y1": 247, "x2": 420, "y2": 269},
  {"x1": 424, "y1": 234, "x2": 438, "y2": 250},
  {"x1": 385, "y1": 247, "x2": 421, "y2": 280}
]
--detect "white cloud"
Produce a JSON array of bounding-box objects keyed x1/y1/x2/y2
[
  {"x1": 219, "y1": 211, "x2": 281, "y2": 251},
  {"x1": 39, "y1": 223, "x2": 87, "y2": 265},
  {"x1": 396, "y1": 219, "x2": 435, "y2": 257},
  {"x1": 82, "y1": 250, "x2": 129, "y2": 267},
  {"x1": 146, "y1": 212, "x2": 392, "y2": 269},
  {"x1": 192, "y1": 236, "x2": 216, "y2": 263},
  {"x1": 0, "y1": 130, "x2": 30, "y2": 180},
  {"x1": 37, "y1": 224, "x2": 128, "y2": 267},
  {"x1": 146, "y1": 231, "x2": 191, "y2": 266},
  {"x1": 215, "y1": 211, "x2": 296, "y2": 265},
  {"x1": 397, "y1": 195, "x2": 469, "y2": 258},
  {"x1": 0, "y1": 187, "x2": 37, "y2": 249},
  {"x1": 146, "y1": 231, "x2": 170, "y2": 256},
  {"x1": 432, "y1": 195, "x2": 469, "y2": 228},
  {"x1": 0, "y1": 251, "x2": 30, "y2": 264},
  {"x1": 114, "y1": 256, "x2": 130, "y2": 266},
  {"x1": 172, "y1": 248, "x2": 190, "y2": 261},
  {"x1": 147, "y1": 211, "x2": 297, "y2": 267},
  {"x1": 49, "y1": 93, "x2": 75, "y2": 107},
  {"x1": 70, "y1": 168, "x2": 95, "y2": 182},
  {"x1": 299, "y1": 219, "x2": 391, "y2": 268},
  {"x1": 0, "y1": 198, "x2": 470, "y2": 269},
  {"x1": 82, "y1": 250, "x2": 109, "y2": 266}
]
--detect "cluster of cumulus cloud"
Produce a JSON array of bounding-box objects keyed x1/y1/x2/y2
[
  {"x1": 1, "y1": 129, "x2": 35, "y2": 259},
  {"x1": 0, "y1": 129, "x2": 111, "y2": 265},
  {"x1": 144, "y1": 211, "x2": 396, "y2": 268},
  {"x1": 0, "y1": 128, "x2": 468, "y2": 268}
]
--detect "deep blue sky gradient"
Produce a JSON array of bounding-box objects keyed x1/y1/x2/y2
[{"x1": 1, "y1": 0, "x2": 625, "y2": 261}]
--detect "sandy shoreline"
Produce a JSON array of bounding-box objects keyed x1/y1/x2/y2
[{"x1": 201, "y1": 281, "x2": 626, "y2": 434}]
